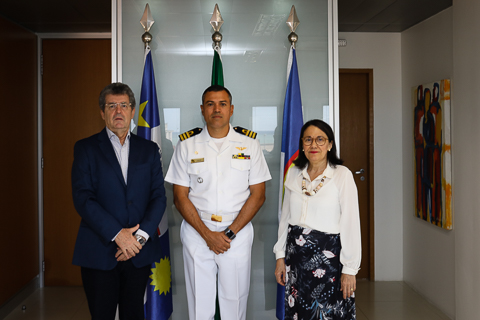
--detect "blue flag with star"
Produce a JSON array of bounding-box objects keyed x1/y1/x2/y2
[
  {"x1": 137, "y1": 48, "x2": 160, "y2": 140},
  {"x1": 139, "y1": 46, "x2": 173, "y2": 320}
]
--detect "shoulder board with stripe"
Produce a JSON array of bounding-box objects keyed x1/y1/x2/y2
[
  {"x1": 233, "y1": 126, "x2": 257, "y2": 139},
  {"x1": 178, "y1": 127, "x2": 203, "y2": 141}
]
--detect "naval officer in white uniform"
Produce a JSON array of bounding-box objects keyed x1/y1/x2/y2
[{"x1": 165, "y1": 85, "x2": 271, "y2": 320}]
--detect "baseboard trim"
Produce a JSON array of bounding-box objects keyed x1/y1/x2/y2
[{"x1": 0, "y1": 276, "x2": 39, "y2": 319}]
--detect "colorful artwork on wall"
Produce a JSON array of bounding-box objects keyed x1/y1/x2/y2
[{"x1": 413, "y1": 79, "x2": 452, "y2": 230}]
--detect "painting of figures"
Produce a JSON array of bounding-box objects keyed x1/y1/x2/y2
[{"x1": 413, "y1": 79, "x2": 452, "y2": 230}]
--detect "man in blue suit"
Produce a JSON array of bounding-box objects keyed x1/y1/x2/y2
[{"x1": 71, "y1": 82, "x2": 166, "y2": 320}]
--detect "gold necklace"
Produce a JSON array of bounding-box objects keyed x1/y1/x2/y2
[{"x1": 302, "y1": 176, "x2": 326, "y2": 196}]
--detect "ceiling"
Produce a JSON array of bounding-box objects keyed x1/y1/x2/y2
[
  {"x1": 0, "y1": 0, "x2": 452, "y2": 34},
  {"x1": 338, "y1": 0, "x2": 452, "y2": 32},
  {"x1": 0, "y1": 0, "x2": 111, "y2": 33}
]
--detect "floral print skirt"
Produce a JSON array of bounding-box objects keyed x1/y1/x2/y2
[{"x1": 284, "y1": 225, "x2": 356, "y2": 320}]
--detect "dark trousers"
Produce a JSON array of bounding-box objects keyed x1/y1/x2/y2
[{"x1": 81, "y1": 260, "x2": 151, "y2": 320}]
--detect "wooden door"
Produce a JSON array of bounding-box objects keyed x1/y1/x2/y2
[
  {"x1": 0, "y1": 16, "x2": 38, "y2": 306},
  {"x1": 43, "y1": 39, "x2": 111, "y2": 286},
  {"x1": 339, "y1": 69, "x2": 374, "y2": 280}
]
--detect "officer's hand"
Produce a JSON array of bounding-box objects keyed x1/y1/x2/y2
[{"x1": 205, "y1": 231, "x2": 231, "y2": 254}]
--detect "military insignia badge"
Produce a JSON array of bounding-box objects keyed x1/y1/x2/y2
[
  {"x1": 233, "y1": 126, "x2": 257, "y2": 139},
  {"x1": 232, "y1": 153, "x2": 251, "y2": 160},
  {"x1": 179, "y1": 127, "x2": 202, "y2": 141}
]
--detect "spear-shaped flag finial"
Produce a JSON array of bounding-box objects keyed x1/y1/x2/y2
[
  {"x1": 287, "y1": 5, "x2": 300, "y2": 47},
  {"x1": 140, "y1": 4, "x2": 155, "y2": 46},
  {"x1": 140, "y1": 3, "x2": 154, "y2": 32},
  {"x1": 210, "y1": 4, "x2": 224, "y2": 32},
  {"x1": 286, "y1": 5, "x2": 299, "y2": 33}
]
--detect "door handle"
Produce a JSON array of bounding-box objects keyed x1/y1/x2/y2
[{"x1": 355, "y1": 169, "x2": 365, "y2": 175}]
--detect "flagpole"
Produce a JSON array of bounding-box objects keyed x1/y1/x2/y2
[
  {"x1": 210, "y1": 6, "x2": 225, "y2": 319},
  {"x1": 139, "y1": 4, "x2": 173, "y2": 320},
  {"x1": 276, "y1": 6, "x2": 302, "y2": 320}
]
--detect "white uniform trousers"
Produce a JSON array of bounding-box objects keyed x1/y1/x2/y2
[{"x1": 180, "y1": 218, "x2": 254, "y2": 320}]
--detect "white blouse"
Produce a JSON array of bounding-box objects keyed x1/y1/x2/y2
[{"x1": 273, "y1": 163, "x2": 362, "y2": 275}]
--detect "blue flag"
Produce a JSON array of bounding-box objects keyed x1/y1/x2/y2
[
  {"x1": 276, "y1": 46, "x2": 304, "y2": 320},
  {"x1": 137, "y1": 48, "x2": 160, "y2": 141},
  {"x1": 139, "y1": 47, "x2": 173, "y2": 320}
]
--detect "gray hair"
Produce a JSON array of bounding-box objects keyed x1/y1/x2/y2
[{"x1": 98, "y1": 82, "x2": 136, "y2": 111}]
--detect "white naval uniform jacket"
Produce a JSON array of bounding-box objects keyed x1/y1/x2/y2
[{"x1": 165, "y1": 124, "x2": 271, "y2": 216}]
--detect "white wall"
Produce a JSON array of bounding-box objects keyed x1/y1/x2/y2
[
  {"x1": 452, "y1": 0, "x2": 480, "y2": 318},
  {"x1": 338, "y1": 32, "x2": 403, "y2": 281},
  {"x1": 401, "y1": 8, "x2": 455, "y2": 319}
]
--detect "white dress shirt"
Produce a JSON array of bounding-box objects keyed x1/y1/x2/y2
[
  {"x1": 273, "y1": 163, "x2": 361, "y2": 275},
  {"x1": 106, "y1": 128, "x2": 149, "y2": 241},
  {"x1": 165, "y1": 124, "x2": 271, "y2": 215}
]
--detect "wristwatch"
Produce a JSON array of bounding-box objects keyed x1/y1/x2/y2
[
  {"x1": 224, "y1": 228, "x2": 236, "y2": 240},
  {"x1": 135, "y1": 234, "x2": 146, "y2": 246}
]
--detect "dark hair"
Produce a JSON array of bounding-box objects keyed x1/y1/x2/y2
[
  {"x1": 201, "y1": 85, "x2": 232, "y2": 105},
  {"x1": 99, "y1": 82, "x2": 136, "y2": 111},
  {"x1": 293, "y1": 119, "x2": 343, "y2": 169}
]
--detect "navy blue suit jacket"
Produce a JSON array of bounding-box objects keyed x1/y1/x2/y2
[{"x1": 71, "y1": 128, "x2": 166, "y2": 270}]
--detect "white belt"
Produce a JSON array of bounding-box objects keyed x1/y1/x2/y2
[{"x1": 199, "y1": 212, "x2": 238, "y2": 222}]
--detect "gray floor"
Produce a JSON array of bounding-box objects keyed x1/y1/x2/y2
[{"x1": 4, "y1": 281, "x2": 451, "y2": 320}]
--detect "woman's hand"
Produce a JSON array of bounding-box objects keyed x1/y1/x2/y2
[
  {"x1": 340, "y1": 273, "x2": 356, "y2": 299},
  {"x1": 275, "y1": 258, "x2": 286, "y2": 286}
]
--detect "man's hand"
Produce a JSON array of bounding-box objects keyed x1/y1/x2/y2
[
  {"x1": 114, "y1": 224, "x2": 142, "y2": 259},
  {"x1": 204, "y1": 230, "x2": 232, "y2": 255},
  {"x1": 115, "y1": 248, "x2": 130, "y2": 261}
]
